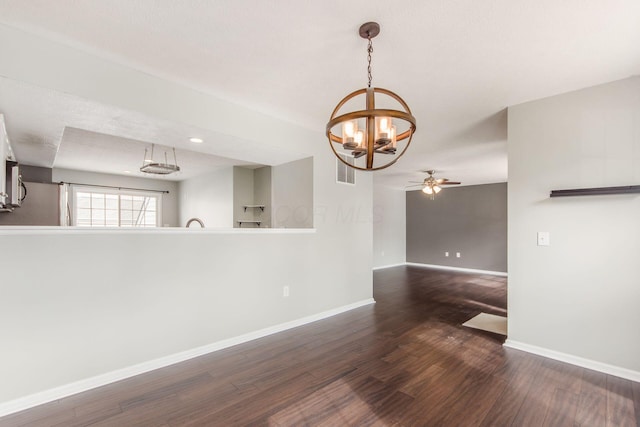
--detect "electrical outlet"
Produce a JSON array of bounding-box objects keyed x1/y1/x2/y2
[
  {"x1": 537, "y1": 231, "x2": 550, "y2": 246},
  {"x1": 456, "y1": 252, "x2": 461, "y2": 258},
  {"x1": 283, "y1": 286, "x2": 290, "y2": 297},
  {"x1": 445, "y1": 251, "x2": 449, "y2": 257}
]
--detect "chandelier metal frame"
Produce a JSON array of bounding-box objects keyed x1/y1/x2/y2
[{"x1": 326, "y1": 22, "x2": 417, "y2": 171}]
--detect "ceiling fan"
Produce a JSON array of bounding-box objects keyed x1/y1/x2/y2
[{"x1": 406, "y1": 170, "x2": 461, "y2": 199}]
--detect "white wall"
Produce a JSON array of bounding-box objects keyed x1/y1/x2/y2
[
  {"x1": 178, "y1": 167, "x2": 233, "y2": 228},
  {"x1": 53, "y1": 168, "x2": 180, "y2": 227},
  {"x1": 0, "y1": 24, "x2": 373, "y2": 410},
  {"x1": 372, "y1": 181, "x2": 406, "y2": 268},
  {"x1": 507, "y1": 76, "x2": 640, "y2": 376},
  {"x1": 272, "y1": 157, "x2": 313, "y2": 228}
]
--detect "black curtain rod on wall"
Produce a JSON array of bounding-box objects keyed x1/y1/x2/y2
[{"x1": 58, "y1": 181, "x2": 170, "y2": 194}]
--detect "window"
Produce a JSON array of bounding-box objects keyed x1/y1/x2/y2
[
  {"x1": 72, "y1": 187, "x2": 161, "y2": 227},
  {"x1": 336, "y1": 153, "x2": 356, "y2": 185}
]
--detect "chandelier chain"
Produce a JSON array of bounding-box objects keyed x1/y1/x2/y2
[{"x1": 367, "y1": 36, "x2": 373, "y2": 88}]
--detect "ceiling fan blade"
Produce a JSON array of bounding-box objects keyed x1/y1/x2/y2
[
  {"x1": 408, "y1": 181, "x2": 424, "y2": 183},
  {"x1": 435, "y1": 178, "x2": 448, "y2": 183},
  {"x1": 440, "y1": 181, "x2": 461, "y2": 185},
  {"x1": 405, "y1": 184, "x2": 423, "y2": 188}
]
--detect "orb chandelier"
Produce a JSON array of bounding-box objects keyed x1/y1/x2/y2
[{"x1": 326, "y1": 22, "x2": 416, "y2": 171}]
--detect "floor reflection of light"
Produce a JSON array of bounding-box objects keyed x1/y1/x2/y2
[
  {"x1": 267, "y1": 378, "x2": 385, "y2": 426},
  {"x1": 462, "y1": 299, "x2": 507, "y2": 315}
]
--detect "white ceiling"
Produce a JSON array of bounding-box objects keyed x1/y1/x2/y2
[{"x1": 0, "y1": 0, "x2": 639, "y2": 188}]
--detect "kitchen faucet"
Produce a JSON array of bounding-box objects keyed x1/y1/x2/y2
[{"x1": 186, "y1": 217, "x2": 204, "y2": 228}]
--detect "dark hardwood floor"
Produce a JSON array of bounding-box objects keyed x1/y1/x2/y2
[{"x1": 2, "y1": 266, "x2": 639, "y2": 426}]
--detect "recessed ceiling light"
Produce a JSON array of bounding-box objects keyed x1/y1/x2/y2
[{"x1": 189, "y1": 137, "x2": 204, "y2": 143}]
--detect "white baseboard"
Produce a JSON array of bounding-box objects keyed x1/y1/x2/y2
[
  {"x1": 0, "y1": 298, "x2": 375, "y2": 418},
  {"x1": 372, "y1": 262, "x2": 406, "y2": 271},
  {"x1": 405, "y1": 262, "x2": 508, "y2": 277},
  {"x1": 504, "y1": 339, "x2": 640, "y2": 383}
]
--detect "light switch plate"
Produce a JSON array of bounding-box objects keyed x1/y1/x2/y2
[{"x1": 537, "y1": 231, "x2": 550, "y2": 246}]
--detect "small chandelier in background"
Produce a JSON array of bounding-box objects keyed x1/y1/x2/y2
[
  {"x1": 326, "y1": 22, "x2": 417, "y2": 171},
  {"x1": 140, "y1": 144, "x2": 180, "y2": 175}
]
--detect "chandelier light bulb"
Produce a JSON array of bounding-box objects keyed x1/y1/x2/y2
[
  {"x1": 344, "y1": 121, "x2": 355, "y2": 137},
  {"x1": 342, "y1": 121, "x2": 359, "y2": 149}
]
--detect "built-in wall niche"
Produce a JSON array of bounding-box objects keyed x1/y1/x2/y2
[
  {"x1": 233, "y1": 157, "x2": 313, "y2": 229},
  {"x1": 233, "y1": 165, "x2": 271, "y2": 228}
]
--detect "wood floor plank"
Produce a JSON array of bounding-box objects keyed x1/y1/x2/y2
[
  {"x1": 606, "y1": 375, "x2": 637, "y2": 427},
  {"x1": 511, "y1": 356, "x2": 588, "y2": 426},
  {"x1": 0, "y1": 401, "x2": 76, "y2": 427},
  {"x1": 575, "y1": 391, "x2": 607, "y2": 427},
  {"x1": 541, "y1": 388, "x2": 580, "y2": 427},
  {"x1": 428, "y1": 373, "x2": 508, "y2": 426},
  {"x1": 479, "y1": 351, "x2": 544, "y2": 426},
  {"x1": 633, "y1": 379, "x2": 640, "y2": 426},
  {"x1": 1, "y1": 266, "x2": 638, "y2": 427}
]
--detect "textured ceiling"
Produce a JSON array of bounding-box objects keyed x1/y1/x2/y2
[
  {"x1": 0, "y1": 77, "x2": 298, "y2": 181},
  {"x1": 55, "y1": 128, "x2": 257, "y2": 181},
  {"x1": 0, "y1": 0, "x2": 639, "y2": 188}
]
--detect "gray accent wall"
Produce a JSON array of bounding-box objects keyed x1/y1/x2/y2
[
  {"x1": 406, "y1": 182, "x2": 507, "y2": 272},
  {"x1": 0, "y1": 181, "x2": 59, "y2": 225},
  {"x1": 20, "y1": 165, "x2": 53, "y2": 183}
]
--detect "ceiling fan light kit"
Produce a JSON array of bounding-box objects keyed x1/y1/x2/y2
[
  {"x1": 422, "y1": 184, "x2": 441, "y2": 195},
  {"x1": 408, "y1": 170, "x2": 461, "y2": 199},
  {"x1": 326, "y1": 22, "x2": 417, "y2": 171}
]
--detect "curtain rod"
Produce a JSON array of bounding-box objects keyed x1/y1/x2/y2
[{"x1": 58, "y1": 181, "x2": 170, "y2": 194}]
